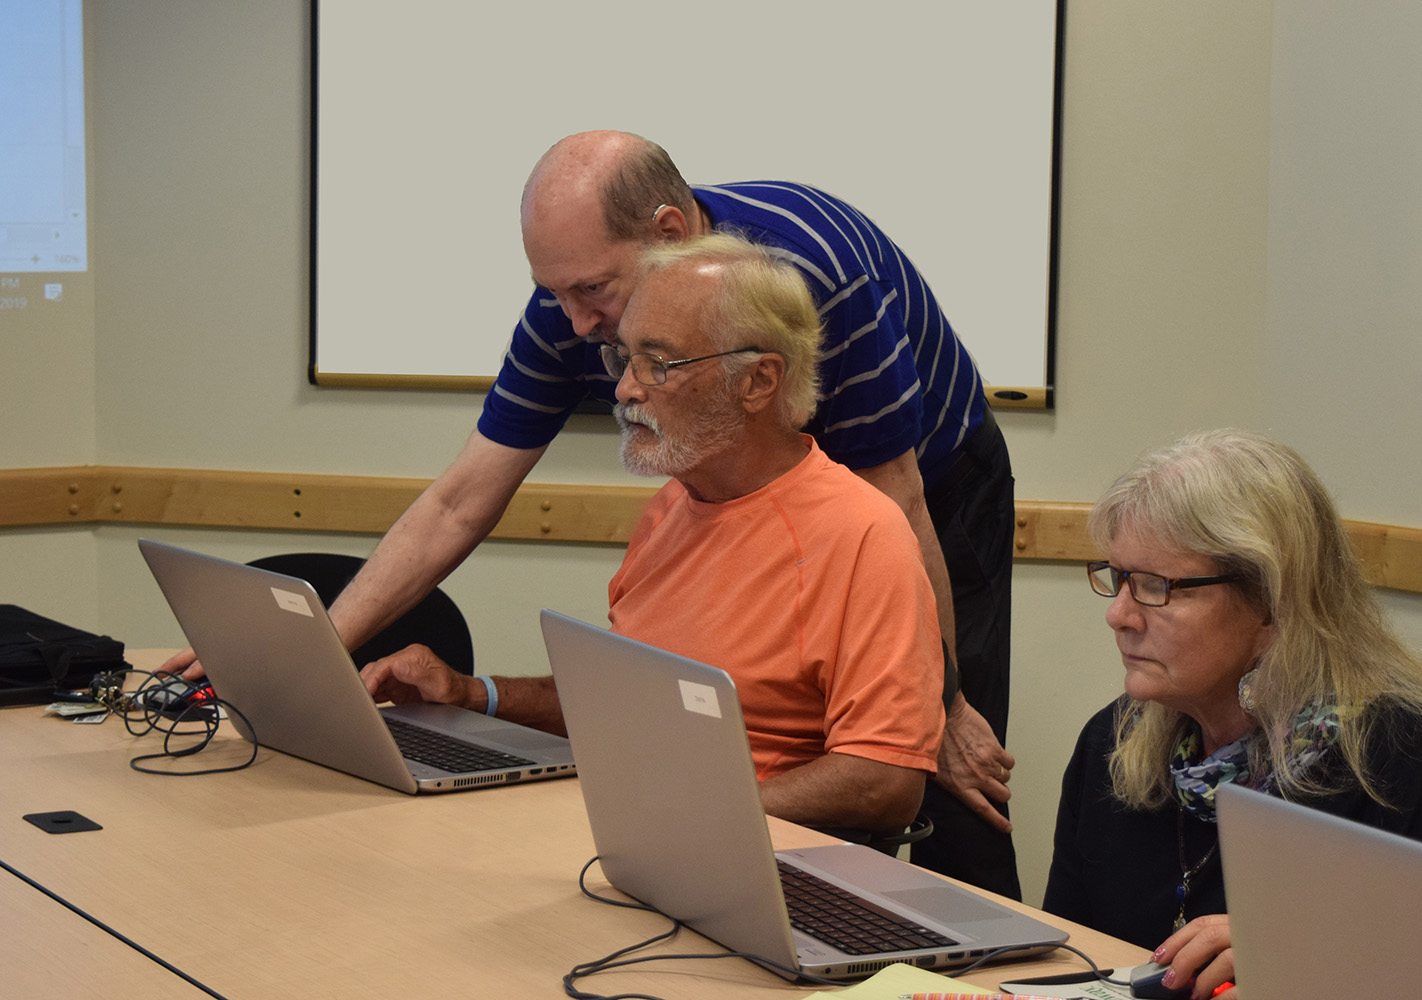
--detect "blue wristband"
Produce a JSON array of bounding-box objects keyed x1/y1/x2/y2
[{"x1": 474, "y1": 675, "x2": 498, "y2": 717}]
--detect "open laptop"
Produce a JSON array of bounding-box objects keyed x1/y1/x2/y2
[
  {"x1": 1218, "y1": 784, "x2": 1421, "y2": 996},
  {"x1": 539, "y1": 609, "x2": 1067, "y2": 981},
  {"x1": 138, "y1": 538, "x2": 576, "y2": 793}
]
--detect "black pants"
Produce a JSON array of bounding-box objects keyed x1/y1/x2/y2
[{"x1": 910, "y1": 407, "x2": 1022, "y2": 900}]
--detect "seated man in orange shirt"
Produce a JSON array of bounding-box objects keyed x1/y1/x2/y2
[{"x1": 362, "y1": 232, "x2": 945, "y2": 834}]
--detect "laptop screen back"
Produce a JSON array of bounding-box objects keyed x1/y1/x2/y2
[{"x1": 1218, "y1": 784, "x2": 1422, "y2": 996}]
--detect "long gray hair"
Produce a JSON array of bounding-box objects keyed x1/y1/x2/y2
[{"x1": 1090, "y1": 429, "x2": 1422, "y2": 809}]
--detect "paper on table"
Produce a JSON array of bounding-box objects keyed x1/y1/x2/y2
[{"x1": 804, "y1": 963, "x2": 995, "y2": 999}]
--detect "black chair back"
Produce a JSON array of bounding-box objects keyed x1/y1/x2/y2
[{"x1": 247, "y1": 553, "x2": 474, "y2": 675}]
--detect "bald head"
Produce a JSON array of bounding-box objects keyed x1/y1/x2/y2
[
  {"x1": 522, "y1": 131, "x2": 696, "y2": 243},
  {"x1": 520, "y1": 132, "x2": 701, "y2": 340}
]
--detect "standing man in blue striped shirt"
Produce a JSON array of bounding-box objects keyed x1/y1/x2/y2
[{"x1": 202, "y1": 131, "x2": 1019, "y2": 895}]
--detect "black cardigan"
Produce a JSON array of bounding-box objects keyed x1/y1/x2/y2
[{"x1": 1042, "y1": 700, "x2": 1422, "y2": 950}]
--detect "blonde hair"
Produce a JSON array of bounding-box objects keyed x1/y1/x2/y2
[
  {"x1": 637, "y1": 232, "x2": 823, "y2": 429},
  {"x1": 1090, "y1": 429, "x2": 1422, "y2": 809}
]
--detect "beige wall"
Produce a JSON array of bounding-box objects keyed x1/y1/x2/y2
[{"x1": 4, "y1": 0, "x2": 1420, "y2": 907}]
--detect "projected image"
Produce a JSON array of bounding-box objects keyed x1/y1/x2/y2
[{"x1": 0, "y1": 0, "x2": 87, "y2": 275}]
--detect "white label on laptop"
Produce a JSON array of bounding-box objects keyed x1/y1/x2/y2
[
  {"x1": 678, "y1": 679, "x2": 721, "y2": 719},
  {"x1": 271, "y1": 587, "x2": 314, "y2": 617}
]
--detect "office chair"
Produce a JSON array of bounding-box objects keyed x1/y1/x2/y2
[
  {"x1": 246, "y1": 553, "x2": 475, "y2": 675},
  {"x1": 811, "y1": 812, "x2": 934, "y2": 857}
]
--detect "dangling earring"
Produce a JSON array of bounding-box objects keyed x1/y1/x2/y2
[{"x1": 1238, "y1": 668, "x2": 1259, "y2": 712}]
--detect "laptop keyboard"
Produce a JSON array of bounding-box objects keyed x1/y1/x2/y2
[
  {"x1": 777, "y1": 860, "x2": 959, "y2": 955},
  {"x1": 385, "y1": 717, "x2": 536, "y2": 773}
]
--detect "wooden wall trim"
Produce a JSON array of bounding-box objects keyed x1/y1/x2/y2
[
  {"x1": 3, "y1": 465, "x2": 1420, "y2": 593},
  {"x1": 0, "y1": 466, "x2": 654, "y2": 544}
]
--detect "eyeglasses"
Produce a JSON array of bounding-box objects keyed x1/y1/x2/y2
[
  {"x1": 600, "y1": 343, "x2": 763, "y2": 386},
  {"x1": 1086, "y1": 561, "x2": 1241, "y2": 607}
]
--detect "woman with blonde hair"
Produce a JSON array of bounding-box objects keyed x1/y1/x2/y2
[{"x1": 1044, "y1": 429, "x2": 1422, "y2": 1000}]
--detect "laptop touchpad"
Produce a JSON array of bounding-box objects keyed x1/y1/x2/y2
[
  {"x1": 494, "y1": 728, "x2": 567, "y2": 751},
  {"x1": 883, "y1": 886, "x2": 1012, "y2": 923}
]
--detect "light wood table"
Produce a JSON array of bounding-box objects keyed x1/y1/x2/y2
[
  {"x1": 2, "y1": 652, "x2": 1145, "y2": 998},
  {"x1": 1, "y1": 866, "x2": 217, "y2": 998}
]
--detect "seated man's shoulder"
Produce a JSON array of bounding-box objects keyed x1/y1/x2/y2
[
  {"x1": 794, "y1": 471, "x2": 918, "y2": 558},
  {"x1": 808, "y1": 453, "x2": 913, "y2": 521}
]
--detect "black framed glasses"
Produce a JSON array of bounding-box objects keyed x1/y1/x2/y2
[
  {"x1": 1086, "y1": 561, "x2": 1241, "y2": 608},
  {"x1": 599, "y1": 343, "x2": 763, "y2": 386}
]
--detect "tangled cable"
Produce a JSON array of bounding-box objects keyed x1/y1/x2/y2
[{"x1": 104, "y1": 669, "x2": 258, "y2": 776}]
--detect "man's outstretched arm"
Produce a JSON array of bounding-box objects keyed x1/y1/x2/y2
[
  {"x1": 162, "y1": 431, "x2": 547, "y2": 679},
  {"x1": 328, "y1": 430, "x2": 548, "y2": 650}
]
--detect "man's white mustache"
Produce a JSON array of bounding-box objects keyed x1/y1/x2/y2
[{"x1": 614, "y1": 403, "x2": 662, "y2": 436}]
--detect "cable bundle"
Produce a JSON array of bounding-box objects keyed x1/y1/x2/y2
[{"x1": 115, "y1": 669, "x2": 258, "y2": 776}]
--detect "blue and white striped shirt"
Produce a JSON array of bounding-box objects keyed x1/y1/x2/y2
[{"x1": 479, "y1": 181, "x2": 986, "y2": 486}]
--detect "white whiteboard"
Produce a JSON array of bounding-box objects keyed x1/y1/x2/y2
[{"x1": 312, "y1": 0, "x2": 1061, "y2": 407}]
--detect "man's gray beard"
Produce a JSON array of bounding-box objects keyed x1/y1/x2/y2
[{"x1": 614, "y1": 399, "x2": 742, "y2": 479}]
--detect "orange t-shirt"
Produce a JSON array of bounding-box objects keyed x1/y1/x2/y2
[{"x1": 608, "y1": 438, "x2": 945, "y2": 779}]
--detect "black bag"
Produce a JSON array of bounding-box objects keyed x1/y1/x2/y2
[{"x1": 0, "y1": 604, "x2": 129, "y2": 706}]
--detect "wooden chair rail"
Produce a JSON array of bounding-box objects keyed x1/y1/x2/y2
[{"x1": 4, "y1": 465, "x2": 1420, "y2": 593}]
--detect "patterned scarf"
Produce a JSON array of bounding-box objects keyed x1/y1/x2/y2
[{"x1": 1169, "y1": 697, "x2": 1346, "y2": 821}]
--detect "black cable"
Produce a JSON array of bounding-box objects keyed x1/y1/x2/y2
[
  {"x1": 992, "y1": 939, "x2": 1135, "y2": 989},
  {"x1": 564, "y1": 857, "x2": 861, "y2": 999},
  {"x1": 1, "y1": 858, "x2": 233, "y2": 1000},
  {"x1": 120, "y1": 669, "x2": 217, "y2": 732},
  {"x1": 565, "y1": 857, "x2": 1124, "y2": 998},
  {"x1": 127, "y1": 697, "x2": 258, "y2": 775},
  {"x1": 102, "y1": 668, "x2": 259, "y2": 775},
  {"x1": 1042, "y1": 940, "x2": 1134, "y2": 987}
]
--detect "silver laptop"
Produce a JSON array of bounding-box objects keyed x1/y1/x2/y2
[
  {"x1": 138, "y1": 538, "x2": 576, "y2": 793},
  {"x1": 539, "y1": 609, "x2": 1067, "y2": 981},
  {"x1": 1219, "y1": 784, "x2": 1421, "y2": 996}
]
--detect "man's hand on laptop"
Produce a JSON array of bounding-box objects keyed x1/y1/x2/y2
[
  {"x1": 159, "y1": 647, "x2": 207, "y2": 681},
  {"x1": 360, "y1": 644, "x2": 483, "y2": 710}
]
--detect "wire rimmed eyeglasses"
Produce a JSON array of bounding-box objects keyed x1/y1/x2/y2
[
  {"x1": 599, "y1": 343, "x2": 764, "y2": 386},
  {"x1": 1086, "y1": 560, "x2": 1241, "y2": 607}
]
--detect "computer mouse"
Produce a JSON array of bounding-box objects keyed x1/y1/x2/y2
[
  {"x1": 143, "y1": 677, "x2": 216, "y2": 718},
  {"x1": 1130, "y1": 962, "x2": 1193, "y2": 999}
]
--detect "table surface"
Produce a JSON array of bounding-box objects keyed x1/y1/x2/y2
[
  {"x1": 1, "y1": 865, "x2": 216, "y2": 998},
  {"x1": 2, "y1": 652, "x2": 1146, "y2": 998}
]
